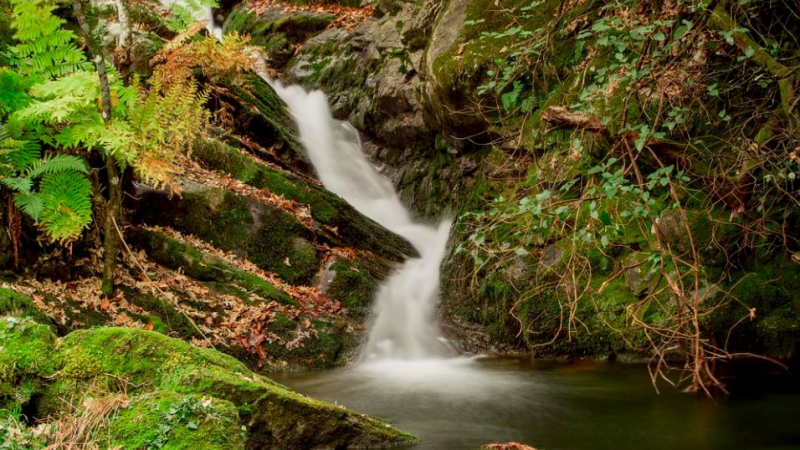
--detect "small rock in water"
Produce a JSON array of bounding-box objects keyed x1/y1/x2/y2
[{"x1": 482, "y1": 443, "x2": 537, "y2": 450}]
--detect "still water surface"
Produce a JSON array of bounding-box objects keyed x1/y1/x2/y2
[{"x1": 273, "y1": 358, "x2": 800, "y2": 450}]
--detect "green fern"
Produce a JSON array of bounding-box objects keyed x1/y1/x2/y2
[
  {"x1": 501, "y1": 81, "x2": 524, "y2": 112},
  {"x1": 25, "y1": 154, "x2": 89, "y2": 179},
  {"x1": 0, "y1": 124, "x2": 39, "y2": 177},
  {"x1": 163, "y1": 0, "x2": 219, "y2": 33},
  {"x1": 0, "y1": 68, "x2": 31, "y2": 116},
  {"x1": 37, "y1": 170, "x2": 93, "y2": 240},
  {"x1": 12, "y1": 191, "x2": 44, "y2": 220},
  {"x1": 9, "y1": 0, "x2": 90, "y2": 81}
]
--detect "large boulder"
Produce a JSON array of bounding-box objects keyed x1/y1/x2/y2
[{"x1": 3, "y1": 323, "x2": 414, "y2": 449}]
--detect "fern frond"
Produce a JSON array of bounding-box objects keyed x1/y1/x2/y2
[
  {"x1": 2, "y1": 176, "x2": 33, "y2": 194},
  {"x1": 13, "y1": 191, "x2": 43, "y2": 220},
  {"x1": 38, "y1": 170, "x2": 93, "y2": 241},
  {"x1": 26, "y1": 154, "x2": 89, "y2": 179}
]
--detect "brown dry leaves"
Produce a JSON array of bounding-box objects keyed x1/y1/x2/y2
[
  {"x1": 482, "y1": 443, "x2": 537, "y2": 450},
  {"x1": 248, "y1": 0, "x2": 373, "y2": 32},
  {"x1": 4, "y1": 224, "x2": 341, "y2": 366},
  {"x1": 183, "y1": 160, "x2": 315, "y2": 228}
]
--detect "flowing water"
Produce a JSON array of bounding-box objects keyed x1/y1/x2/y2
[
  {"x1": 268, "y1": 79, "x2": 800, "y2": 450},
  {"x1": 269, "y1": 81, "x2": 453, "y2": 361}
]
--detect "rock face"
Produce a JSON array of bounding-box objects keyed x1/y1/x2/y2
[{"x1": 0, "y1": 318, "x2": 415, "y2": 449}]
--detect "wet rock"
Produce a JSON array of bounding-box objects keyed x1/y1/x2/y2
[
  {"x1": 132, "y1": 179, "x2": 321, "y2": 285},
  {"x1": 190, "y1": 138, "x2": 418, "y2": 265},
  {"x1": 317, "y1": 258, "x2": 378, "y2": 317},
  {"x1": 128, "y1": 227, "x2": 294, "y2": 305},
  {"x1": 401, "y1": 1, "x2": 441, "y2": 50},
  {"x1": 223, "y1": 6, "x2": 334, "y2": 70},
  {"x1": 623, "y1": 252, "x2": 658, "y2": 297},
  {"x1": 214, "y1": 74, "x2": 310, "y2": 175},
  {"x1": 373, "y1": 0, "x2": 403, "y2": 18},
  {"x1": 371, "y1": 58, "x2": 430, "y2": 145}
]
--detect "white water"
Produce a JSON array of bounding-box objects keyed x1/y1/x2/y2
[{"x1": 269, "y1": 82, "x2": 453, "y2": 361}]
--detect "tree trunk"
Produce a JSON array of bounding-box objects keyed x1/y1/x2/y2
[
  {"x1": 101, "y1": 156, "x2": 122, "y2": 297},
  {"x1": 72, "y1": 0, "x2": 124, "y2": 298}
]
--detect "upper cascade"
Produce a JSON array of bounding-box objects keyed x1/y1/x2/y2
[{"x1": 269, "y1": 80, "x2": 453, "y2": 361}]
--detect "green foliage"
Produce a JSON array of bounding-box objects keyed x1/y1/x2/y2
[
  {"x1": 1, "y1": 0, "x2": 215, "y2": 240},
  {"x1": 163, "y1": 0, "x2": 219, "y2": 33},
  {"x1": 7, "y1": 0, "x2": 90, "y2": 80},
  {"x1": 146, "y1": 396, "x2": 223, "y2": 449}
]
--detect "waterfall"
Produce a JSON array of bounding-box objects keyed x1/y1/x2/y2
[
  {"x1": 162, "y1": 1, "x2": 453, "y2": 362},
  {"x1": 269, "y1": 82, "x2": 453, "y2": 361}
]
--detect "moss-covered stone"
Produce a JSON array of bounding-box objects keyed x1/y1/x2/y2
[
  {"x1": 223, "y1": 7, "x2": 334, "y2": 69},
  {"x1": 104, "y1": 392, "x2": 245, "y2": 450},
  {"x1": 0, "y1": 318, "x2": 57, "y2": 409},
  {"x1": 0, "y1": 288, "x2": 51, "y2": 326},
  {"x1": 427, "y1": 0, "x2": 589, "y2": 140},
  {"x1": 129, "y1": 227, "x2": 295, "y2": 305},
  {"x1": 323, "y1": 259, "x2": 377, "y2": 314},
  {"x1": 32, "y1": 327, "x2": 414, "y2": 449},
  {"x1": 133, "y1": 180, "x2": 320, "y2": 285},
  {"x1": 706, "y1": 253, "x2": 800, "y2": 360},
  {"x1": 218, "y1": 74, "x2": 310, "y2": 174},
  {"x1": 192, "y1": 138, "x2": 417, "y2": 263}
]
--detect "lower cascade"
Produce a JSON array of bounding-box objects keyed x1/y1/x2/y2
[{"x1": 270, "y1": 82, "x2": 453, "y2": 362}]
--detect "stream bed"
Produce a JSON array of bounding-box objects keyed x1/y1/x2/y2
[{"x1": 273, "y1": 358, "x2": 800, "y2": 450}]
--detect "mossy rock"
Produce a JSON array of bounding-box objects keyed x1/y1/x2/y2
[
  {"x1": 128, "y1": 227, "x2": 295, "y2": 305},
  {"x1": 706, "y1": 253, "x2": 800, "y2": 360},
  {"x1": 427, "y1": 0, "x2": 590, "y2": 139},
  {"x1": 0, "y1": 288, "x2": 51, "y2": 326},
  {"x1": 33, "y1": 327, "x2": 415, "y2": 449},
  {"x1": 192, "y1": 138, "x2": 417, "y2": 264},
  {"x1": 224, "y1": 7, "x2": 334, "y2": 68},
  {"x1": 133, "y1": 180, "x2": 320, "y2": 285},
  {"x1": 104, "y1": 392, "x2": 245, "y2": 450},
  {"x1": 322, "y1": 259, "x2": 378, "y2": 314},
  {"x1": 216, "y1": 74, "x2": 310, "y2": 174},
  {"x1": 0, "y1": 317, "x2": 57, "y2": 409}
]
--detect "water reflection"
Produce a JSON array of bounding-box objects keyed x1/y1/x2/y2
[{"x1": 273, "y1": 359, "x2": 800, "y2": 450}]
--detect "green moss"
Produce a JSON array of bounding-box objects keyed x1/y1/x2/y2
[
  {"x1": 61, "y1": 350, "x2": 102, "y2": 380},
  {"x1": 32, "y1": 327, "x2": 414, "y2": 448},
  {"x1": 129, "y1": 228, "x2": 295, "y2": 305},
  {"x1": 224, "y1": 8, "x2": 333, "y2": 43},
  {"x1": 220, "y1": 74, "x2": 306, "y2": 169},
  {"x1": 706, "y1": 254, "x2": 800, "y2": 359},
  {"x1": 0, "y1": 288, "x2": 51, "y2": 326},
  {"x1": 105, "y1": 392, "x2": 245, "y2": 450},
  {"x1": 255, "y1": 316, "x2": 350, "y2": 369},
  {"x1": 0, "y1": 318, "x2": 57, "y2": 408},
  {"x1": 249, "y1": 213, "x2": 320, "y2": 285},
  {"x1": 194, "y1": 138, "x2": 340, "y2": 224},
  {"x1": 325, "y1": 260, "x2": 376, "y2": 313},
  {"x1": 138, "y1": 184, "x2": 321, "y2": 285}
]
